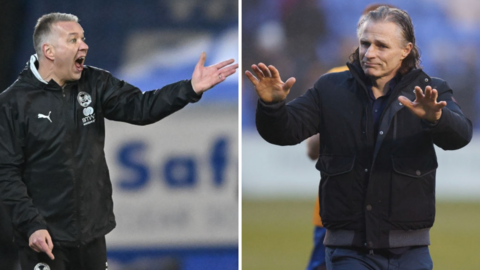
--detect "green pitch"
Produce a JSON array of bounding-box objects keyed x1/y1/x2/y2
[{"x1": 242, "y1": 199, "x2": 480, "y2": 270}]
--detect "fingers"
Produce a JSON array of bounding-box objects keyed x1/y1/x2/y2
[
  {"x1": 258, "y1": 63, "x2": 272, "y2": 77},
  {"x1": 245, "y1": 70, "x2": 258, "y2": 86},
  {"x1": 46, "y1": 250, "x2": 55, "y2": 260},
  {"x1": 436, "y1": 100, "x2": 447, "y2": 110},
  {"x1": 247, "y1": 63, "x2": 289, "y2": 90},
  {"x1": 46, "y1": 232, "x2": 54, "y2": 252},
  {"x1": 218, "y1": 63, "x2": 239, "y2": 74},
  {"x1": 29, "y1": 234, "x2": 42, "y2": 253},
  {"x1": 251, "y1": 64, "x2": 265, "y2": 79},
  {"x1": 413, "y1": 86, "x2": 424, "y2": 101},
  {"x1": 29, "y1": 243, "x2": 41, "y2": 253},
  {"x1": 39, "y1": 240, "x2": 55, "y2": 260},
  {"x1": 219, "y1": 66, "x2": 238, "y2": 80},
  {"x1": 431, "y1": 87, "x2": 437, "y2": 101},
  {"x1": 29, "y1": 230, "x2": 55, "y2": 260},
  {"x1": 416, "y1": 85, "x2": 445, "y2": 106},
  {"x1": 398, "y1": 96, "x2": 414, "y2": 110},
  {"x1": 251, "y1": 63, "x2": 277, "y2": 79},
  {"x1": 283, "y1": 77, "x2": 296, "y2": 92},
  {"x1": 268, "y1": 65, "x2": 280, "y2": 79},
  {"x1": 30, "y1": 238, "x2": 55, "y2": 260},
  {"x1": 196, "y1": 52, "x2": 207, "y2": 68},
  {"x1": 213, "y1": 58, "x2": 235, "y2": 69},
  {"x1": 424, "y1": 85, "x2": 432, "y2": 100}
]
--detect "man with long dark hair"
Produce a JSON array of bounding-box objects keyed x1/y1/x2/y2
[
  {"x1": 247, "y1": 6, "x2": 471, "y2": 269},
  {"x1": 304, "y1": 4, "x2": 397, "y2": 270}
]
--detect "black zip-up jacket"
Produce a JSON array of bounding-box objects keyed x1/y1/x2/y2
[
  {"x1": 256, "y1": 63, "x2": 472, "y2": 249},
  {"x1": 0, "y1": 57, "x2": 201, "y2": 247}
]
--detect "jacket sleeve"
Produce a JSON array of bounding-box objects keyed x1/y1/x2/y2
[
  {"x1": 100, "y1": 72, "x2": 202, "y2": 125},
  {"x1": 255, "y1": 86, "x2": 321, "y2": 146},
  {"x1": 0, "y1": 103, "x2": 47, "y2": 239},
  {"x1": 422, "y1": 80, "x2": 473, "y2": 150}
]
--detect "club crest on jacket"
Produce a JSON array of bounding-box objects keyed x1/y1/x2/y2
[
  {"x1": 77, "y1": 91, "x2": 92, "y2": 107},
  {"x1": 34, "y1": 262, "x2": 51, "y2": 270},
  {"x1": 78, "y1": 91, "x2": 95, "y2": 125}
]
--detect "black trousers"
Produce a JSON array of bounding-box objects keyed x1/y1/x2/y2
[
  {"x1": 19, "y1": 236, "x2": 107, "y2": 270},
  {"x1": 0, "y1": 201, "x2": 19, "y2": 270}
]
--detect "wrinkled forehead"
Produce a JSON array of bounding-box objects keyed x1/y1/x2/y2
[{"x1": 358, "y1": 20, "x2": 402, "y2": 43}]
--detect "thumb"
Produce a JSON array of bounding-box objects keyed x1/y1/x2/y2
[
  {"x1": 398, "y1": 96, "x2": 413, "y2": 109},
  {"x1": 283, "y1": 77, "x2": 296, "y2": 92},
  {"x1": 437, "y1": 100, "x2": 447, "y2": 109},
  {"x1": 197, "y1": 52, "x2": 206, "y2": 68}
]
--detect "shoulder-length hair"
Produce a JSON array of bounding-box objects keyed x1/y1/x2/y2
[{"x1": 349, "y1": 6, "x2": 421, "y2": 74}]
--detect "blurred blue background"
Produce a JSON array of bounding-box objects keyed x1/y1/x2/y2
[
  {"x1": 242, "y1": 2, "x2": 480, "y2": 269},
  {"x1": 3, "y1": 0, "x2": 238, "y2": 104},
  {"x1": 0, "y1": 1, "x2": 238, "y2": 270},
  {"x1": 242, "y1": 0, "x2": 480, "y2": 130},
  {"x1": 242, "y1": 0, "x2": 480, "y2": 200}
]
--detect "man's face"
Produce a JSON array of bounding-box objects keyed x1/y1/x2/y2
[
  {"x1": 358, "y1": 20, "x2": 411, "y2": 80},
  {"x1": 48, "y1": 21, "x2": 88, "y2": 84}
]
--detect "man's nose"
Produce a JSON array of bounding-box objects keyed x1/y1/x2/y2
[
  {"x1": 364, "y1": 46, "x2": 375, "y2": 58},
  {"x1": 79, "y1": 40, "x2": 89, "y2": 51}
]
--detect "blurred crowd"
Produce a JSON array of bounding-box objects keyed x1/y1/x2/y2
[{"x1": 242, "y1": 0, "x2": 480, "y2": 130}]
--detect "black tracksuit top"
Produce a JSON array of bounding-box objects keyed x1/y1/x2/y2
[{"x1": 0, "y1": 59, "x2": 200, "y2": 246}]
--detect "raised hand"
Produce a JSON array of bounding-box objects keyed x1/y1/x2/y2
[
  {"x1": 398, "y1": 85, "x2": 447, "y2": 123},
  {"x1": 29, "y1": 229, "x2": 55, "y2": 260},
  {"x1": 191, "y1": 52, "x2": 238, "y2": 94},
  {"x1": 245, "y1": 63, "x2": 296, "y2": 103}
]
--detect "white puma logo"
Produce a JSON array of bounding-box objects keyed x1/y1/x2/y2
[{"x1": 38, "y1": 111, "x2": 52, "y2": 123}]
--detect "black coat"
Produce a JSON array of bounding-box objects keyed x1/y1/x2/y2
[
  {"x1": 0, "y1": 59, "x2": 200, "y2": 246},
  {"x1": 255, "y1": 63, "x2": 472, "y2": 249}
]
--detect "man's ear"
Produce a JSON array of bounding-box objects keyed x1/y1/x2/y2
[
  {"x1": 401, "y1": 43, "x2": 413, "y2": 60},
  {"x1": 43, "y1": 44, "x2": 55, "y2": 61}
]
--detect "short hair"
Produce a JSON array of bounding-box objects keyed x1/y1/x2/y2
[
  {"x1": 350, "y1": 6, "x2": 421, "y2": 75},
  {"x1": 361, "y1": 3, "x2": 397, "y2": 16},
  {"x1": 33, "y1": 13, "x2": 79, "y2": 57}
]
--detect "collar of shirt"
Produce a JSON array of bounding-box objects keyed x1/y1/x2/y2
[
  {"x1": 30, "y1": 54, "x2": 48, "y2": 84},
  {"x1": 364, "y1": 73, "x2": 402, "y2": 136},
  {"x1": 365, "y1": 73, "x2": 402, "y2": 101}
]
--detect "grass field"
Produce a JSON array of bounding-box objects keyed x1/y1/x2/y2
[{"x1": 242, "y1": 199, "x2": 480, "y2": 270}]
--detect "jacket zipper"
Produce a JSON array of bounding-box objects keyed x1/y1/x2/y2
[
  {"x1": 71, "y1": 87, "x2": 82, "y2": 247},
  {"x1": 63, "y1": 84, "x2": 82, "y2": 246}
]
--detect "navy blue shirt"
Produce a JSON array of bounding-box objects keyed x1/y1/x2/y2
[
  {"x1": 366, "y1": 74, "x2": 401, "y2": 136},
  {"x1": 366, "y1": 74, "x2": 415, "y2": 255}
]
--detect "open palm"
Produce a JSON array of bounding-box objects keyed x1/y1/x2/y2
[
  {"x1": 191, "y1": 52, "x2": 238, "y2": 94},
  {"x1": 245, "y1": 63, "x2": 296, "y2": 103},
  {"x1": 399, "y1": 85, "x2": 446, "y2": 123}
]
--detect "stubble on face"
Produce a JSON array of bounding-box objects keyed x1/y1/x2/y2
[
  {"x1": 358, "y1": 20, "x2": 409, "y2": 83},
  {"x1": 49, "y1": 21, "x2": 88, "y2": 85}
]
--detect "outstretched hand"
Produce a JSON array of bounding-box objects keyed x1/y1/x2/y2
[
  {"x1": 191, "y1": 52, "x2": 238, "y2": 94},
  {"x1": 398, "y1": 85, "x2": 446, "y2": 123},
  {"x1": 29, "y1": 229, "x2": 55, "y2": 260},
  {"x1": 245, "y1": 63, "x2": 296, "y2": 103}
]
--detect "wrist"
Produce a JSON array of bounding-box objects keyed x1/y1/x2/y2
[
  {"x1": 191, "y1": 80, "x2": 201, "y2": 94},
  {"x1": 426, "y1": 110, "x2": 442, "y2": 124}
]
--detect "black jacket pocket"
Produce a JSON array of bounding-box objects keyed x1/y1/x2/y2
[
  {"x1": 317, "y1": 155, "x2": 357, "y2": 226},
  {"x1": 316, "y1": 155, "x2": 355, "y2": 176},
  {"x1": 389, "y1": 156, "x2": 438, "y2": 226},
  {"x1": 392, "y1": 156, "x2": 437, "y2": 178}
]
